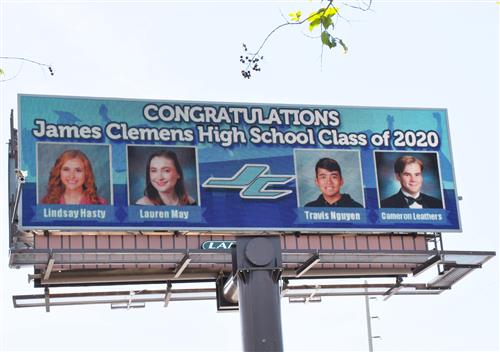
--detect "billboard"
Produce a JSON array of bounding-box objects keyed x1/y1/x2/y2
[{"x1": 18, "y1": 94, "x2": 461, "y2": 232}]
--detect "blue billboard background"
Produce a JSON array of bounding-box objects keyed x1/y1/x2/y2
[{"x1": 18, "y1": 94, "x2": 461, "y2": 232}]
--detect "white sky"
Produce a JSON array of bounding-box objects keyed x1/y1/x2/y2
[{"x1": 0, "y1": 1, "x2": 498, "y2": 351}]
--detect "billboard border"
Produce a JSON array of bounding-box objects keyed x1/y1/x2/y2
[
  {"x1": 17, "y1": 93, "x2": 462, "y2": 233},
  {"x1": 16, "y1": 224, "x2": 463, "y2": 233}
]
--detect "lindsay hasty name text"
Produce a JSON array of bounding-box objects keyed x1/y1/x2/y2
[{"x1": 43, "y1": 208, "x2": 106, "y2": 219}]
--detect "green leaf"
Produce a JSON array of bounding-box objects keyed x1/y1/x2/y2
[
  {"x1": 321, "y1": 16, "x2": 332, "y2": 30},
  {"x1": 321, "y1": 31, "x2": 335, "y2": 49},
  {"x1": 309, "y1": 18, "x2": 321, "y2": 32},
  {"x1": 307, "y1": 7, "x2": 324, "y2": 27},
  {"x1": 289, "y1": 10, "x2": 302, "y2": 22},
  {"x1": 0, "y1": 68, "x2": 4, "y2": 76},
  {"x1": 338, "y1": 38, "x2": 348, "y2": 53},
  {"x1": 324, "y1": 7, "x2": 338, "y2": 17},
  {"x1": 307, "y1": 7, "x2": 338, "y2": 31}
]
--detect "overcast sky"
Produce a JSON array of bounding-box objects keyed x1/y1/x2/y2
[{"x1": 0, "y1": 1, "x2": 498, "y2": 351}]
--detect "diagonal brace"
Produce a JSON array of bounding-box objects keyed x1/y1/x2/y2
[
  {"x1": 296, "y1": 253, "x2": 320, "y2": 278},
  {"x1": 174, "y1": 254, "x2": 191, "y2": 278}
]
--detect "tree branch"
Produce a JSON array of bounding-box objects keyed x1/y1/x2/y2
[
  {"x1": 0, "y1": 56, "x2": 54, "y2": 82},
  {"x1": 241, "y1": 1, "x2": 338, "y2": 78}
]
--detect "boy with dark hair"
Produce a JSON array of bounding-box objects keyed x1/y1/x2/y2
[{"x1": 305, "y1": 158, "x2": 363, "y2": 208}]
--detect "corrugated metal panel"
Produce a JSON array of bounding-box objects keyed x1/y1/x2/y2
[{"x1": 29, "y1": 233, "x2": 429, "y2": 272}]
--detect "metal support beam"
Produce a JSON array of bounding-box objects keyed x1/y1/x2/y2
[
  {"x1": 44, "y1": 287, "x2": 50, "y2": 313},
  {"x1": 110, "y1": 290, "x2": 146, "y2": 310},
  {"x1": 174, "y1": 254, "x2": 191, "y2": 278},
  {"x1": 383, "y1": 277, "x2": 403, "y2": 301},
  {"x1": 296, "y1": 253, "x2": 320, "y2": 278},
  {"x1": 164, "y1": 282, "x2": 172, "y2": 307},
  {"x1": 110, "y1": 292, "x2": 146, "y2": 310},
  {"x1": 412, "y1": 254, "x2": 441, "y2": 276},
  {"x1": 8, "y1": 110, "x2": 19, "y2": 251},
  {"x1": 43, "y1": 257, "x2": 55, "y2": 281},
  {"x1": 40, "y1": 271, "x2": 219, "y2": 285},
  {"x1": 111, "y1": 303, "x2": 145, "y2": 310},
  {"x1": 305, "y1": 285, "x2": 322, "y2": 303},
  {"x1": 127, "y1": 291, "x2": 135, "y2": 309},
  {"x1": 288, "y1": 295, "x2": 321, "y2": 303},
  {"x1": 280, "y1": 279, "x2": 289, "y2": 297},
  {"x1": 11, "y1": 168, "x2": 27, "y2": 224},
  {"x1": 443, "y1": 263, "x2": 482, "y2": 270}
]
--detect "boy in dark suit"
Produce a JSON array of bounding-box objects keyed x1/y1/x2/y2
[{"x1": 381, "y1": 155, "x2": 442, "y2": 209}]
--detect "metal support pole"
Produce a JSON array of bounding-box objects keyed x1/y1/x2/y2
[
  {"x1": 364, "y1": 281, "x2": 373, "y2": 352},
  {"x1": 234, "y1": 236, "x2": 283, "y2": 352},
  {"x1": 44, "y1": 287, "x2": 50, "y2": 313},
  {"x1": 8, "y1": 109, "x2": 19, "y2": 248}
]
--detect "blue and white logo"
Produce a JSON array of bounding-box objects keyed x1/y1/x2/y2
[{"x1": 202, "y1": 164, "x2": 295, "y2": 200}]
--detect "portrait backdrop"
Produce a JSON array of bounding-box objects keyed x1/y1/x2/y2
[
  {"x1": 294, "y1": 149, "x2": 365, "y2": 207},
  {"x1": 375, "y1": 151, "x2": 444, "y2": 207},
  {"x1": 36, "y1": 143, "x2": 112, "y2": 204},
  {"x1": 127, "y1": 145, "x2": 199, "y2": 205}
]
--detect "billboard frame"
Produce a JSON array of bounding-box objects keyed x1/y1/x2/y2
[{"x1": 16, "y1": 94, "x2": 462, "y2": 233}]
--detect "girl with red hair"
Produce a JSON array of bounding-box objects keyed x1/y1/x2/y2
[{"x1": 41, "y1": 149, "x2": 107, "y2": 205}]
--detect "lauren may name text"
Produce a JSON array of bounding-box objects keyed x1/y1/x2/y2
[{"x1": 139, "y1": 209, "x2": 189, "y2": 220}]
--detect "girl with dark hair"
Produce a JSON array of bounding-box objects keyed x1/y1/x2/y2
[
  {"x1": 41, "y1": 150, "x2": 107, "y2": 205},
  {"x1": 136, "y1": 150, "x2": 196, "y2": 206}
]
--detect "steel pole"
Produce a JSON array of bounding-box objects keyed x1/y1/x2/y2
[
  {"x1": 364, "y1": 281, "x2": 374, "y2": 352},
  {"x1": 235, "y1": 236, "x2": 283, "y2": 352}
]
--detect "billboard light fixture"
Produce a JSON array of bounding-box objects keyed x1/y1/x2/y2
[{"x1": 223, "y1": 275, "x2": 238, "y2": 304}]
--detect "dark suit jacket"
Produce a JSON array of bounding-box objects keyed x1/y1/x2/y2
[
  {"x1": 381, "y1": 190, "x2": 443, "y2": 209},
  {"x1": 305, "y1": 194, "x2": 363, "y2": 208}
]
